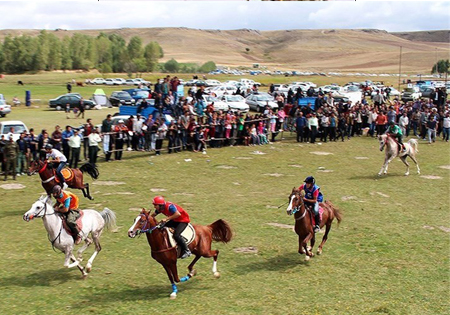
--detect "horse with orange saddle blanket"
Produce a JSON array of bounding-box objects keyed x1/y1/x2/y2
[{"x1": 28, "y1": 159, "x2": 99, "y2": 200}]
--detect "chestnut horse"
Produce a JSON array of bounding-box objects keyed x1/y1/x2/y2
[
  {"x1": 286, "y1": 188, "x2": 342, "y2": 261},
  {"x1": 128, "y1": 209, "x2": 233, "y2": 299},
  {"x1": 28, "y1": 160, "x2": 99, "y2": 200}
]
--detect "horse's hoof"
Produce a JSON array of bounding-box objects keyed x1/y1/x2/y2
[
  {"x1": 86, "y1": 266, "x2": 92, "y2": 273},
  {"x1": 317, "y1": 249, "x2": 322, "y2": 255},
  {"x1": 169, "y1": 293, "x2": 177, "y2": 299},
  {"x1": 189, "y1": 269, "x2": 197, "y2": 277},
  {"x1": 304, "y1": 255, "x2": 310, "y2": 261},
  {"x1": 213, "y1": 272, "x2": 220, "y2": 278},
  {"x1": 82, "y1": 273, "x2": 88, "y2": 280}
]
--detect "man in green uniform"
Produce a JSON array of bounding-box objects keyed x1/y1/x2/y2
[
  {"x1": 386, "y1": 121, "x2": 405, "y2": 152},
  {"x1": 3, "y1": 135, "x2": 19, "y2": 181}
]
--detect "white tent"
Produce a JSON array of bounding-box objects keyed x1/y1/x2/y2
[{"x1": 91, "y1": 88, "x2": 112, "y2": 108}]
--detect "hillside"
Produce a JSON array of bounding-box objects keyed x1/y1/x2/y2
[
  {"x1": 391, "y1": 30, "x2": 449, "y2": 43},
  {"x1": 0, "y1": 28, "x2": 448, "y2": 73}
]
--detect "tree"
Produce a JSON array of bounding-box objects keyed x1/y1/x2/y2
[
  {"x1": 199, "y1": 61, "x2": 216, "y2": 73},
  {"x1": 164, "y1": 59, "x2": 179, "y2": 73},
  {"x1": 144, "y1": 41, "x2": 163, "y2": 72},
  {"x1": 47, "y1": 34, "x2": 62, "y2": 70},
  {"x1": 61, "y1": 36, "x2": 72, "y2": 70},
  {"x1": 127, "y1": 36, "x2": 143, "y2": 60},
  {"x1": 109, "y1": 34, "x2": 127, "y2": 73},
  {"x1": 431, "y1": 59, "x2": 450, "y2": 76},
  {"x1": 0, "y1": 43, "x2": 4, "y2": 73}
]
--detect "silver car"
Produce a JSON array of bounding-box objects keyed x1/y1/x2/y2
[
  {"x1": 0, "y1": 100, "x2": 12, "y2": 117},
  {"x1": 245, "y1": 94, "x2": 278, "y2": 112}
]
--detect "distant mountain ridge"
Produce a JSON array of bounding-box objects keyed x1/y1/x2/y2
[{"x1": 0, "y1": 28, "x2": 448, "y2": 73}]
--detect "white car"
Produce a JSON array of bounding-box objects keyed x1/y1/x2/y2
[
  {"x1": 316, "y1": 85, "x2": 341, "y2": 94},
  {"x1": 114, "y1": 78, "x2": 126, "y2": 85},
  {"x1": 205, "y1": 80, "x2": 222, "y2": 87},
  {"x1": 332, "y1": 85, "x2": 363, "y2": 105},
  {"x1": 0, "y1": 120, "x2": 29, "y2": 141},
  {"x1": 104, "y1": 79, "x2": 115, "y2": 85},
  {"x1": 125, "y1": 79, "x2": 136, "y2": 85},
  {"x1": 0, "y1": 100, "x2": 12, "y2": 117},
  {"x1": 203, "y1": 95, "x2": 229, "y2": 112},
  {"x1": 207, "y1": 85, "x2": 237, "y2": 97},
  {"x1": 220, "y1": 95, "x2": 249, "y2": 112},
  {"x1": 245, "y1": 94, "x2": 278, "y2": 112},
  {"x1": 134, "y1": 78, "x2": 149, "y2": 85},
  {"x1": 91, "y1": 78, "x2": 105, "y2": 85}
]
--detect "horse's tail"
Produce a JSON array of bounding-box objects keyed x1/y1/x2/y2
[
  {"x1": 100, "y1": 207, "x2": 117, "y2": 231},
  {"x1": 325, "y1": 200, "x2": 342, "y2": 226},
  {"x1": 79, "y1": 163, "x2": 99, "y2": 180},
  {"x1": 408, "y1": 138, "x2": 419, "y2": 153},
  {"x1": 208, "y1": 219, "x2": 233, "y2": 243}
]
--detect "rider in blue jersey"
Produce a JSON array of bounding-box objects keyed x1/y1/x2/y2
[{"x1": 298, "y1": 176, "x2": 323, "y2": 233}]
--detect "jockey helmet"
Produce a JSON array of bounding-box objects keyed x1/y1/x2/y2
[
  {"x1": 52, "y1": 185, "x2": 62, "y2": 195},
  {"x1": 304, "y1": 176, "x2": 315, "y2": 184},
  {"x1": 45, "y1": 144, "x2": 53, "y2": 150},
  {"x1": 152, "y1": 196, "x2": 165, "y2": 205},
  {"x1": 389, "y1": 121, "x2": 396, "y2": 126}
]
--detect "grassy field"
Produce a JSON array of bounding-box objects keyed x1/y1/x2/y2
[{"x1": 0, "y1": 74, "x2": 449, "y2": 315}]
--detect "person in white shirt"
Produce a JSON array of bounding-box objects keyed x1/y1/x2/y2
[
  {"x1": 308, "y1": 113, "x2": 319, "y2": 144},
  {"x1": 399, "y1": 112, "x2": 410, "y2": 137},
  {"x1": 443, "y1": 112, "x2": 450, "y2": 142},
  {"x1": 88, "y1": 128, "x2": 102, "y2": 166},
  {"x1": 68, "y1": 129, "x2": 82, "y2": 168},
  {"x1": 45, "y1": 144, "x2": 68, "y2": 189}
]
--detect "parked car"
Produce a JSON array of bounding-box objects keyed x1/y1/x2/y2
[
  {"x1": 122, "y1": 88, "x2": 151, "y2": 102},
  {"x1": 219, "y1": 95, "x2": 249, "y2": 112},
  {"x1": 49, "y1": 94, "x2": 95, "y2": 110},
  {"x1": 91, "y1": 78, "x2": 105, "y2": 85},
  {"x1": 401, "y1": 87, "x2": 422, "y2": 102},
  {"x1": 0, "y1": 100, "x2": 12, "y2": 117},
  {"x1": 134, "y1": 78, "x2": 150, "y2": 86},
  {"x1": 207, "y1": 85, "x2": 237, "y2": 97},
  {"x1": 419, "y1": 86, "x2": 435, "y2": 99},
  {"x1": 109, "y1": 91, "x2": 135, "y2": 107},
  {"x1": 205, "y1": 80, "x2": 222, "y2": 87},
  {"x1": 104, "y1": 78, "x2": 115, "y2": 85},
  {"x1": 0, "y1": 120, "x2": 29, "y2": 141},
  {"x1": 114, "y1": 78, "x2": 126, "y2": 85},
  {"x1": 245, "y1": 94, "x2": 278, "y2": 112},
  {"x1": 125, "y1": 79, "x2": 136, "y2": 85}
]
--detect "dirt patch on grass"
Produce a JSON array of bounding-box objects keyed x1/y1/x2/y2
[
  {"x1": 371, "y1": 192, "x2": 390, "y2": 198},
  {"x1": 0, "y1": 183, "x2": 26, "y2": 190},
  {"x1": 341, "y1": 196, "x2": 358, "y2": 201},
  {"x1": 235, "y1": 157, "x2": 253, "y2": 160},
  {"x1": 173, "y1": 192, "x2": 195, "y2": 196},
  {"x1": 103, "y1": 192, "x2": 135, "y2": 196},
  {"x1": 289, "y1": 164, "x2": 303, "y2": 168},
  {"x1": 129, "y1": 207, "x2": 143, "y2": 211},
  {"x1": 266, "y1": 222, "x2": 294, "y2": 229},
  {"x1": 266, "y1": 205, "x2": 278, "y2": 209},
  {"x1": 233, "y1": 182, "x2": 241, "y2": 186},
  {"x1": 420, "y1": 175, "x2": 442, "y2": 180},
  {"x1": 150, "y1": 188, "x2": 167, "y2": 192},
  {"x1": 318, "y1": 169, "x2": 334, "y2": 173},
  {"x1": 423, "y1": 225, "x2": 435, "y2": 230},
  {"x1": 216, "y1": 165, "x2": 237, "y2": 169},
  {"x1": 250, "y1": 151, "x2": 266, "y2": 155},
  {"x1": 234, "y1": 247, "x2": 258, "y2": 254},
  {"x1": 438, "y1": 226, "x2": 450, "y2": 233},
  {"x1": 263, "y1": 173, "x2": 284, "y2": 177},
  {"x1": 439, "y1": 165, "x2": 450, "y2": 170},
  {"x1": 310, "y1": 151, "x2": 333, "y2": 156},
  {"x1": 93, "y1": 181, "x2": 125, "y2": 186},
  {"x1": 355, "y1": 157, "x2": 369, "y2": 160}
]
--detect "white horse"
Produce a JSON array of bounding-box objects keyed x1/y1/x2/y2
[
  {"x1": 378, "y1": 134, "x2": 420, "y2": 176},
  {"x1": 23, "y1": 196, "x2": 117, "y2": 277}
]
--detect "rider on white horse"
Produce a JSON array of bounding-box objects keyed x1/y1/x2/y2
[
  {"x1": 151, "y1": 196, "x2": 192, "y2": 259},
  {"x1": 52, "y1": 185, "x2": 83, "y2": 245},
  {"x1": 298, "y1": 176, "x2": 324, "y2": 233},
  {"x1": 386, "y1": 121, "x2": 405, "y2": 152}
]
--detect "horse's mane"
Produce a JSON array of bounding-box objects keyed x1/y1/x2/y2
[{"x1": 38, "y1": 195, "x2": 54, "y2": 207}]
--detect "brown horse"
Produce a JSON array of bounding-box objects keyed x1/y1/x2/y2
[
  {"x1": 286, "y1": 188, "x2": 342, "y2": 261},
  {"x1": 28, "y1": 160, "x2": 99, "y2": 200},
  {"x1": 128, "y1": 209, "x2": 233, "y2": 299}
]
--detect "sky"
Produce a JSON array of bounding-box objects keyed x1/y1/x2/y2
[{"x1": 0, "y1": 1, "x2": 448, "y2": 32}]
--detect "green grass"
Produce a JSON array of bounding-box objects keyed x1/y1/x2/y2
[{"x1": 0, "y1": 73, "x2": 449, "y2": 315}]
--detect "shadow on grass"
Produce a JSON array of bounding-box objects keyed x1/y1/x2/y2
[
  {"x1": 72, "y1": 280, "x2": 210, "y2": 308},
  {"x1": 233, "y1": 252, "x2": 309, "y2": 275},
  {"x1": 0, "y1": 268, "x2": 78, "y2": 287}
]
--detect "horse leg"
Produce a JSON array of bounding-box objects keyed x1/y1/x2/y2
[
  {"x1": 309, "y1": 235, "x2": 316, "y2": 257},
  {"x1": 378, "y1": 157, "x2": 389, "y2": 176},
  {"x1": 409, "y1": 155, "x2": 420, "y2": 174},
  {"x1": 400, "y1": 156, "x2": 410, "y2": 176},
  {"x1": 80, "y1": 187, "x2": 88, "y2": 198},
  {"x1": 303, "y1": 233, "x2": 314, "y2": 261},
  {"x1": 298, "y1": 236, "x2": 305, "y2": 255},
  {"x1": 383, "y1": 155, "x2": 396, "y2": 175},
  {"x1": 180, "y1": 255, "x2": 201, "y2": 282},
  {"x1": 317, "y1": 222, "x2": 332, "y2": 255},
  {"x1": 76, "y1": 237, "x2": 93, "y2": 261},
  {"x1": 84, "y1": 183, "x2": 94, "y2": 200},
  {"x1": 162, "y1": 264, "x2": 178, "y2": 299},
  {"x1": 85, "y1": 231, "x2": 102, "y2": 273},
  {"x1": 168, "y1": 263, "x2": 181, "y2": 299}
]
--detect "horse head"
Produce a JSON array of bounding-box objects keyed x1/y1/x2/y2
[
  {"x1": 287, "y1": 188, "x2": 303, "y2": 216},
  {"x1": 23, "y1": 195, "x2": 53, "y2": 222},
  {"x1": 128, "y1": 209, "x2": 155, "y2": 238},
  {"x1": 378, "y1": 135, "x2": 387, "y2": 152},
  {"x1": 27, "y1": 159, "x2": 46, "y2": 176}
]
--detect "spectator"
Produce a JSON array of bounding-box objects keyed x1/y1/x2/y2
[
  {"x1": 426, "y1": 113, "x2": 437, "y2": 144},
  {"x1": 443, "y1": 112, "x2": 450, "y2": 142},
  {"x1": 51, "y1": 125, "x2": 62, "y2": 150},
  {"x1": 66, "y1": 82, "x2": 72, "y2": 93},
  {"x1": 68, "y1": 129, "x2": 82, "y2": 168},
  {"x1": 76, "y1": 98, "x2": 85, "y2": 119},
  {"x1": 3, "y1": 134, "x2": 18, "y2": 181},
  {"x1": 308, "y1": 113, "x2": 319, "y2": 144},
  {"x1": 155, "y1": 119, "x2": 167, "y2": 156},
  {"x1": 0, "y1": 135, "x2": 6, "y2": 174},
  {"x1": 27, "y1": 128, "x2": 38, "y2": 161},
  {"x1": 16, "y1": 132, "x2": 29, "y2": 176},
  {"x1": 101, "y1": 114, "x2": 113, "y2": 162},
  {"x1": 88, "y1": 128, "x2": 102, "y2": 166},
  {"x1": 83, "y1": 119, "x2": 94, "y2": 160},
  {"x1": 114, "y1": 120, "x2": 129, "y2": 160},
  {"x1": 62, "y1": 125, "x2": 73, "y2": 163}
]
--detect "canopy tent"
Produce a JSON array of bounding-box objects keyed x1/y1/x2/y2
[{"x1": 91, "y1": 89, "x2": 112, "y2": 108}]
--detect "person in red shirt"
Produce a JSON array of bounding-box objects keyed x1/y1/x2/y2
[
  {"x1": 375, "y1": 111, "x2": 388, "y2": 136},
  {"x1": 151, "y1": 196, "x2": 191, "y2": 259}
]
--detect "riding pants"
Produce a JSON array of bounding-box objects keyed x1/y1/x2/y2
[
  {"x1": 165, "y1": 221, "x2": 189, "y2": 251},
  {"x1": 65, "y1": 209, "x2": 80, "y2": 235},
  {"x1": 56, "y1": 161, "x2": 67, "y2": 184}
]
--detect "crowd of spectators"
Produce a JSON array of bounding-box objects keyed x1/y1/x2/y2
[{"x1": 0, "y1": 81, "x2": 448, "y2": 180}]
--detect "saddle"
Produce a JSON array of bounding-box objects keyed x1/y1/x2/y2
[
  {"x1": 306, "y1": 205, "x2": 324, "y2": 226},
  {"x1": 61, "y1": 210, "x2": 84, "y2": 236},
  {"x1": 165, "y1": 224, "x2": 196, "y2": 257},
  {"x1": 54, "y1": 168, "x2": 75, "y2": 183}
]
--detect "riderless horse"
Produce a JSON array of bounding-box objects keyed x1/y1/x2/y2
[
  {"x1": 128, "y1": 209, "x2": 233, "y2": 299},
  {"x1": 378, "y1": 134, "x2": 420, "y2": 176},
  {"x1": 23, "y1": 196, "x2": 116, "y2": 277},
  {"x1": 28, "y1": 160, "x2": 99, "y2": 200},
  {"x1": 286, "y1": 188, "x2": 342, "y2": 261}
]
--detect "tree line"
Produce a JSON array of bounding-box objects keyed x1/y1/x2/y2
[{"x1": 0, "y1": 30, "x2": 164, "y2": 74}]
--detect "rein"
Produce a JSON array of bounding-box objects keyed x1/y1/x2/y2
[
  {"x1": 34, "y1": 198, "x2": 63, "y2": 250},
  {"x1": 292, "y1": 193, "x2": 307, "y2": 221},
  {"x1": 136, "y1": 216, "x2": 176, "y2": 254}
]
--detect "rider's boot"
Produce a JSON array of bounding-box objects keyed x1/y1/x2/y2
[
  {"x1": 314, "y1": 213, "x2": 321, "y2": 233},
  {"x1": 62, "y1": 181, "x2": 68, "y2": 190},
  {"x1": 178, "y1": 238, "x2": 191, "y2": 259}
]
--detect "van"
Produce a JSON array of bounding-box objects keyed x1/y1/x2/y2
[{"x1": 0, "y1": 120, "x2": 29, "y2": 141}]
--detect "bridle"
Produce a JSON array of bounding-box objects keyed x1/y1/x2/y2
[
  {"x1": 134, "y1": 213, "x2": 165, "y2": 235},
  {"x1": 30, "y1": 197, "x2": 63, "y2": 248},
  {"x1": 290, "y1": 192, "x2": 308, "y2": 221}
]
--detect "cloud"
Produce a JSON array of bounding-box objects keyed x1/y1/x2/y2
[{"x1": 0, "y1": 1, "x2": 448, "y2": 32}]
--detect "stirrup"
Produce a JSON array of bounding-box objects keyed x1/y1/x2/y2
[
  {"x1": 313, "y1": 225, "x2": 321, "y2": 233},
  {"x1": 180, "y1": 250, "x2": 191, "y2": 259}
]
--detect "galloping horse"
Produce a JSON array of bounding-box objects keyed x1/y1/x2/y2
[
  {"x1": 128, "y1": 209, "x2": 233, "y2": 299},
  {"x1": 378, "y1": 134, "x2": 420, "y2": 176},
  {"x1": 286, "y1": 188, "x2": 342, "y2": 261},
  {"x1": 28, "y1": 160, "x2": 99, "y2": 200},
  {"x1": 23, "y1": 196, "x2": 117, "y2": 277}
]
